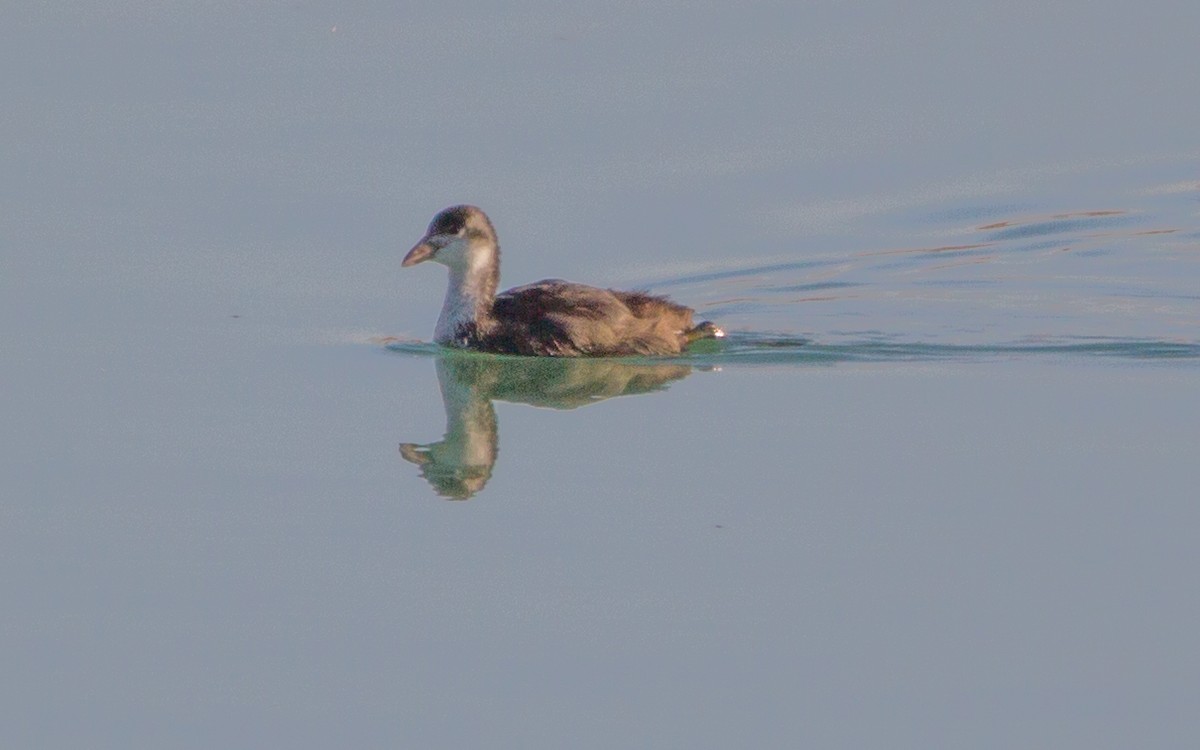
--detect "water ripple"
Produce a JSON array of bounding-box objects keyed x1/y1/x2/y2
[
  {"x1": 385, "y1": 333, "x2": 1200, "y2": 366},
  {"x1": 630, "y1": 173, "x2": 1200, "y2": 349}
]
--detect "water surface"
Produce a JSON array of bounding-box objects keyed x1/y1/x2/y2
[{"x1": 3, "y1": 2, "x2": 1199, "y2": 748}]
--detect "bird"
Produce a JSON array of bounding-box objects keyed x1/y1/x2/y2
[{"x1": 402, "y1": 205, "x2": 723, "y2": 357}]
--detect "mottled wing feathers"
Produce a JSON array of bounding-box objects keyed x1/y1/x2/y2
[{"x1": 482, "y1": 281, "x2": 696, "y2": 356}]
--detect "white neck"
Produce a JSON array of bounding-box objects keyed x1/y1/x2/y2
[{"x1": 433, "y1": 265, "x2": 491, "y2": 345}]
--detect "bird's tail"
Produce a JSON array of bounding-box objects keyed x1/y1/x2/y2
[{"x1": 684, "y1": 321, "x2": 725, "y2": 344}]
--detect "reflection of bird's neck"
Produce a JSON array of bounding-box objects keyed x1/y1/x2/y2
[
  {"x1": 436, "y1": 358, "x2": 498, "y2": 470},
  {"x1": 434, "y1": 244, "x2": 500, "y2": 345}
]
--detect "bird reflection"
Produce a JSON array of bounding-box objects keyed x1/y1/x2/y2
[{"x1": 400, "y1": 353, "x2": 693, "y2": 499}]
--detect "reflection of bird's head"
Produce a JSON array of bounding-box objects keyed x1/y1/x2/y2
[{"x1": 399, "y1": 442, "x2": 493, "y2": 500}]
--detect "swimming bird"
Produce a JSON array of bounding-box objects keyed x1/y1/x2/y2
[{"x1": 403, "y1": 205, "x2": 723, "y2": 356}]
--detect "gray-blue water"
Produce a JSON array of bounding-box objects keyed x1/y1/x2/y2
[{"x1": 3, "y1": 3, "x2": 1199, "y2": 748}]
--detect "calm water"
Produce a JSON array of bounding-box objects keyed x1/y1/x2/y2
[{"x1": 4, "y1": 2, "x2": 1199, "y2": 748}]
